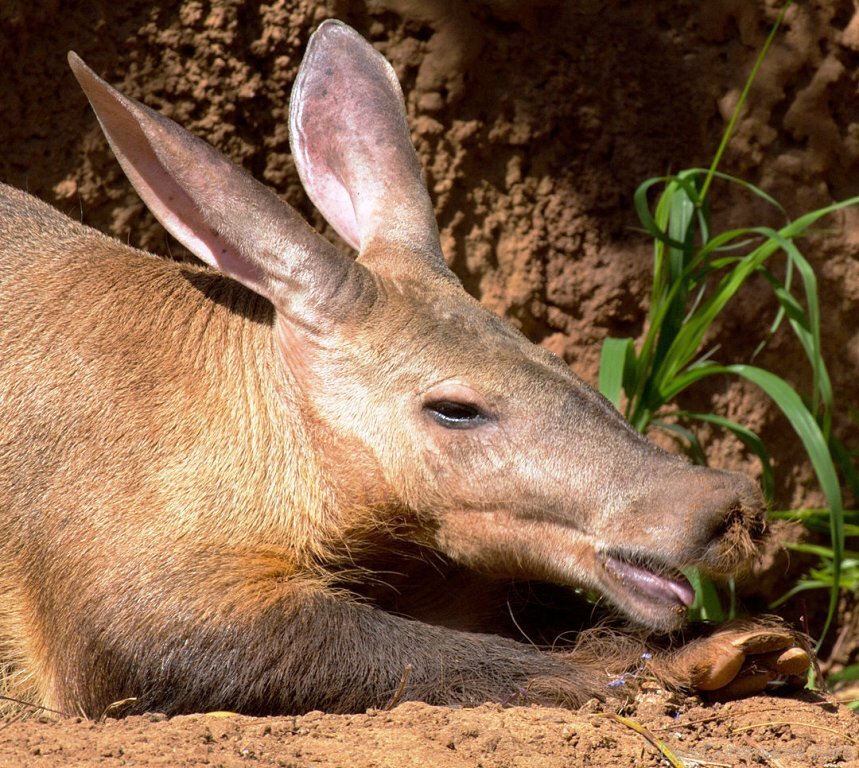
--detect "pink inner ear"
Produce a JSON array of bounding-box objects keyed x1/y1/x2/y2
[
  {"x1": 100, "y1": 107, "x2": 269, "y2": 292},
  {"x1": 289, "y1": 21, "x2": 443, "y2": 263},
  {"x1": 112, "y1": 130, "x2": 243, "y2": 271},
  {"x1": 291, "y1": 123, "x2": 361, "y2": 251},
  {"x1": 311, "y1": 174, "x2": 361, "y2": 251},
  {"x1": 70, "y1": 53, "x2": 268, "y2": 293}
]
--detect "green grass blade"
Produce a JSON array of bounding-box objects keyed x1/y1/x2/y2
[
  {"x1": 764, "y1": 275, "x2": 833, "y2": 423},
  {"x1": 598, "y1": 337, "x2": 634, "y2": 410},
  {"x1": 831, "y1": 434, "x2": 859, "y2": 498},
  {"x1": 748, "y1": 234, "x2": 829, "y2": 425},
  {"x1": 726, "y1": 364, "x2": 844, "y2": 648},
  {"x1": 652, "y1": 419, "x2": 708, "y2": 466},
  {"x1": 780, "y1": 244, "x2": 831, "y2": 435},
  {"x1": 693, "y1": 168, "x2": 789, "y2": 219},
  {"x1": 770, "y1": 579, "x2": 831, "y2": 608},
  {"x1": 828, "y1": 664, "x2": 859, "y2": 684},
  {"x1": 684, "y1": 567, "x2": 726, "y2": 622},
  {"x1": 779, "y1": 195, "x2": 859, "y2": 238},
  {"x1": 698, "y1": 2, "x2": 791, "y2": 204},
  {"x1": 602, "y1": 3, "x2": 857, "y2": 655},
  {"x1": 633, "y1": 177, "x2": 690, "y2": 252},
  {"x1": 771, "y1": 507, "x2": 859, "y2": 537},
  {"x1": 657, "y1": 361, "x2": 722, "y2": 402},
  {"x1": 655, "y1": 239, "x2": 778, "y2": 386}
]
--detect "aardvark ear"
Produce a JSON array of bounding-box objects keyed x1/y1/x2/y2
[
  {"x1": 68, "y1": 51, "x2": 374, "y2": 326},
  {"x1": 289, "y1": 20, "x2": 453, "y2": 279}
]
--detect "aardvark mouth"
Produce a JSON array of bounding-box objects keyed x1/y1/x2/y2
[{"x1": 599, "y1": 550, "x2": 696, "y2": 610}]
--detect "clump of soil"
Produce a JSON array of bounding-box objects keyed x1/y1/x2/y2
[{"x1": 1, "y1": 0, "x2": 857, "y2": 763}]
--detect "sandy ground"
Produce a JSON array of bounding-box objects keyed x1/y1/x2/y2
[{"x1": 1, "y1": 692, "x2": 856, "y2": 768}]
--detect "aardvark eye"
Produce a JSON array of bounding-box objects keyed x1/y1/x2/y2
[{"x1": 424, "y1": 400, "x2": 489, "y2": 430}]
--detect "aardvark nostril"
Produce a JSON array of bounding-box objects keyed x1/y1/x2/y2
[
  {"x1": 698, "y1": 484, "x2": 767, "y2": 574},
  {"x1": 712, "y1": 501, "x2": 767, "y2": 543},
  {"x1": 703, "y1": 469, "x2": 766, "y2": 541},
  {"x1": 747, "y1": 503, "x2": 767, "y2": 541}
]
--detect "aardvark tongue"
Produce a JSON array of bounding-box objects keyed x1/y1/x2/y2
[{"x1": 604, "y1": 556, "x2": 696, "y2": 607}]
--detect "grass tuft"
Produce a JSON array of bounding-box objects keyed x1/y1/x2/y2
[{"x1": 597, "y1": 1, "x2": 856, "y2": 651}]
